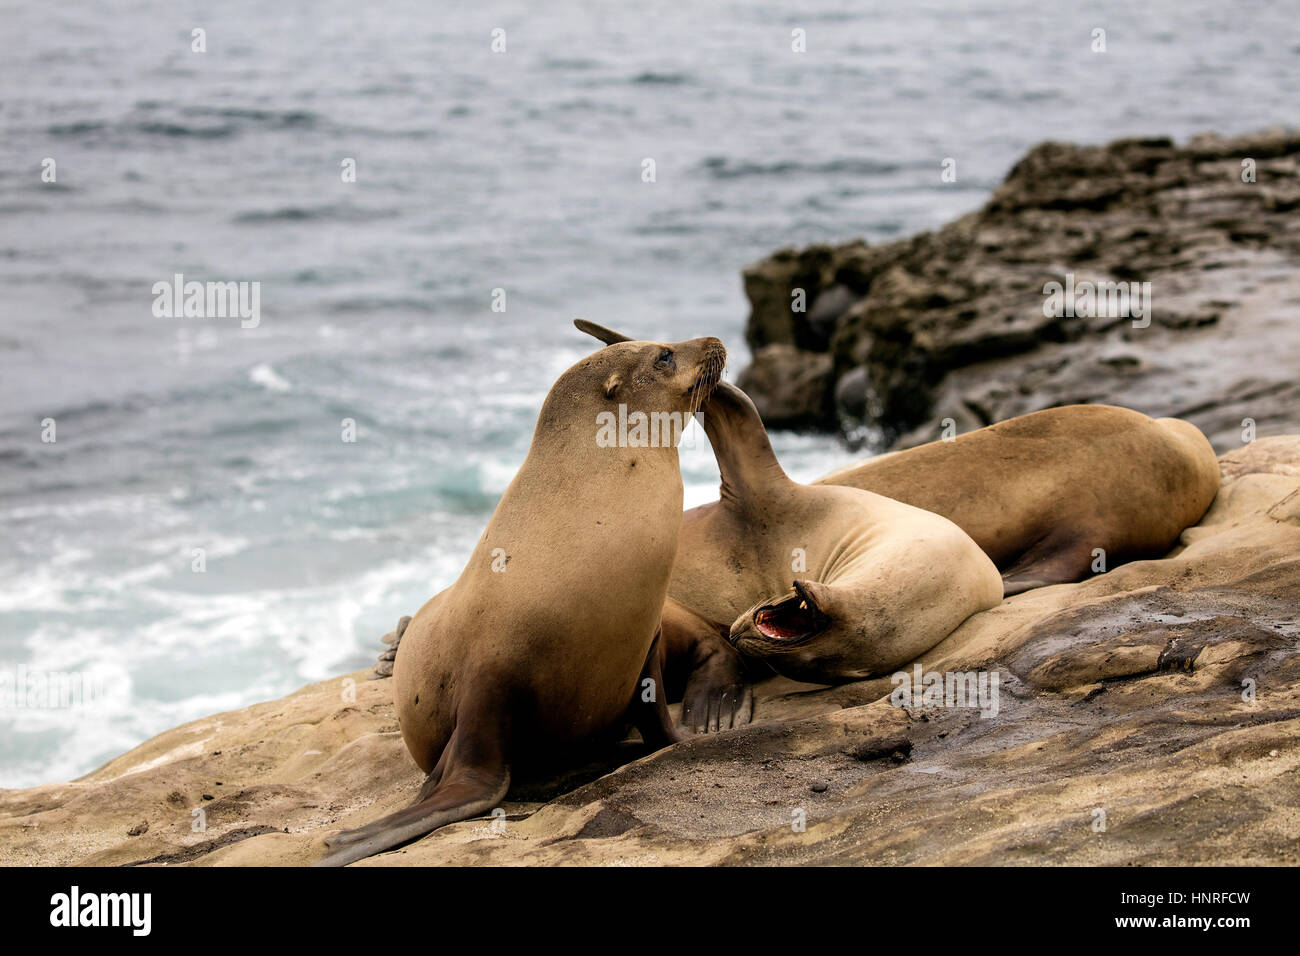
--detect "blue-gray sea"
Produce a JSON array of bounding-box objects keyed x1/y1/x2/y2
[{"x1": 1, "y1": 0, "x2": 1296, "y2": 786}]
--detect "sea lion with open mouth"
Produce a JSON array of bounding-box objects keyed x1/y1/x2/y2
[
  {"x1": 672, "y1": 375, "x2": 1003, "y2": 685},
  {"x1": 578, "y1": 322, "x2": 1220, "y2": 704},
  {"x1": 315, "y1": 328, "x2": 725, "y2": 866},
  {"x1": 575, "y1": 320, "x2": 1003, "y2": 688}
]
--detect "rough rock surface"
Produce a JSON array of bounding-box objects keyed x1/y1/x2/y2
[
  {"x1": 740, "y1": 129, "x2": 1300, "y2": 451},
  {"x1": 4, "y1": 438, "x2": 1299, "y2": 866},
  {"x1": 735, "y1": 344, "x2": 835, "y2": 428}
]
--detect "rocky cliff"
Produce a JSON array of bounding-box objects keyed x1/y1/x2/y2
[{"x1": 738, "y1": 129, "x2": 1300, "y2": 450}]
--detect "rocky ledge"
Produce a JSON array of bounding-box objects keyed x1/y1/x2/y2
[
  {"x1": 739, "y1": 128, "x2": 1300, "y2": 450},
  {"x1": 2, "y1": 436, "x2": 1298, "y2": 866}
]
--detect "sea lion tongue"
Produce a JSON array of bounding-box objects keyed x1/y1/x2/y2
[{"x1": 750, "y1": 582, "x2": 828, "y2": 643}]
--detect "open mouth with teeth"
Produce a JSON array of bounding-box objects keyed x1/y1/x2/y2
[{"x1": 751, "y1": 581, "x2": 831, "y2": 644}]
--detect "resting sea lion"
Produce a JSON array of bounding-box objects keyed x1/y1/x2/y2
[
  {"x1": 575, "y1": 320, "x2": 1003, "y2": 687},
  {"x1": 315, "y1": 330, "x2": 726, "y2": 866},
  {"x1": 816, "y1": 405, "x2": 1221, "y2": 596}
]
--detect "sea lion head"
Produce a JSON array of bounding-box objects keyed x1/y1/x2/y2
[
  {"x1": 728, "y1": 579, "x2": 859, "y2": 683},
  {"x1": 557, "y1": 321, "x2": 727, "y2": 443}
]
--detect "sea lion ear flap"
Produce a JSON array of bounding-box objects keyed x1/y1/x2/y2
[
  {"x1": 603, "y1": 372, "x2": 622, "y2": 399},
  {"x1": 575, "y1": 318, "x2": 634, "y2": 345}
]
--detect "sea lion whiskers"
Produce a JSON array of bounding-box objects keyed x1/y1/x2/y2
[{"x1": 687, "y1": 347, "x2": 727, "y2": 419}]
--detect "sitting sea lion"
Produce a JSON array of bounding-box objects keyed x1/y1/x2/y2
[
  {"x1": 576, "y1": 320, "x2": 1003, "y2": 687},
  {"x1": 315, "y1": 329, "x2": 726, "y2": 866}
]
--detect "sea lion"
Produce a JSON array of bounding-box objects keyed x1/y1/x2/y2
[
  {"x1": 575, "y1": 320, "x2": 1003, "y2": 687},
  {"x1": 315, "y1": 330, "x2": 726, "y2": 866},
  {"x1": 671, "y1": 377, "x2": 1003, "y2": 684},
  {"x1": 815, "y1": 405, "x2": 1221, "y2": 596}
]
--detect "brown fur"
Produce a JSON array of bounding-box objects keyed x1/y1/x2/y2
[
  {"x1": 575, "y1": 322, "x2": 1221, "y2": 720},
  {"x1": 574, "y1": 322, "x2": 1001, "y2": 688},
  {"x1": 314, "y1": 330, "x2": 725, "y2": 865},
  {"x1": 673, "y1": 381, "x2": 1002, "y2": 684},
  {"x1": 817, "y1": 405, "x2": 1221, "y2": 594}
]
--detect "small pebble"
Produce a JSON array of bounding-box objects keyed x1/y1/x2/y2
[{"x1": 811, "y1": 781, "x2": 828, "y2": 793}]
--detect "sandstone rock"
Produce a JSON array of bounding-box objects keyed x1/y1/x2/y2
[{"x1": 5, "y1": 439, "x2": 1299, "y2": 866}]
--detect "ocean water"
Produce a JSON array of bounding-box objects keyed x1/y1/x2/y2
[{"x1": 1, "y1": 0, "x2": 1296, "y2": 786}]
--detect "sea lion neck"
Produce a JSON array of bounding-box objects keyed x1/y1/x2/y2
[
  {"x1": 527, "y1": 392, "x2": 683, "y2": 479},
  {"x1": 702, "y1": 381, "x2": 792, "y2": 504}
]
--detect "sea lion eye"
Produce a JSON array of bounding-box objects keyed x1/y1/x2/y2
[{"x1": 654, "y1": 349, "x2": 675, "y2": 371}]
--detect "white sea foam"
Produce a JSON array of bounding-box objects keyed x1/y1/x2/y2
[{"x1": 249, "y1": 363, "x2": 292, "y2": 392}]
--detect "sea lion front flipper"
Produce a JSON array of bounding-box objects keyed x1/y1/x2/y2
[
  {"x1": 322, "y1": 750, "x2": 451, "y2": 850},
  {"x1": 659, "y1": 597, "x2": 757, "y2": 734},
  {"x1": 681, "y1": 658, "x2": 755, "y2": 734},
  {"x1": 312, "y1": 767, "x2": 509, "y2": 867}
]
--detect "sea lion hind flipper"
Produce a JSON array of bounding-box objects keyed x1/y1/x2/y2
[
  {"x1": 1000, "y1": 534, "x2": 1096, "y2": 596},
  {"x1": 313, "y1": 763, "x2": 510, "y2": 867},
  {"x1": 659, "y1": 598, "x2": 758, "y2": 735},
  {"x1": 315, "y1": 700, "x2": 511, "y2": 866},
  {"x1": 678, "y1": 637, "x2": 758, "y2": 734},
  {"x1": 381, "y1": 615, "x2": 411, "y2": 646}
]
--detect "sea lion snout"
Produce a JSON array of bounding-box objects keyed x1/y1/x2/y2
[{"x1": 684, "y1": 337, "x2": 727, "y2": 408}]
